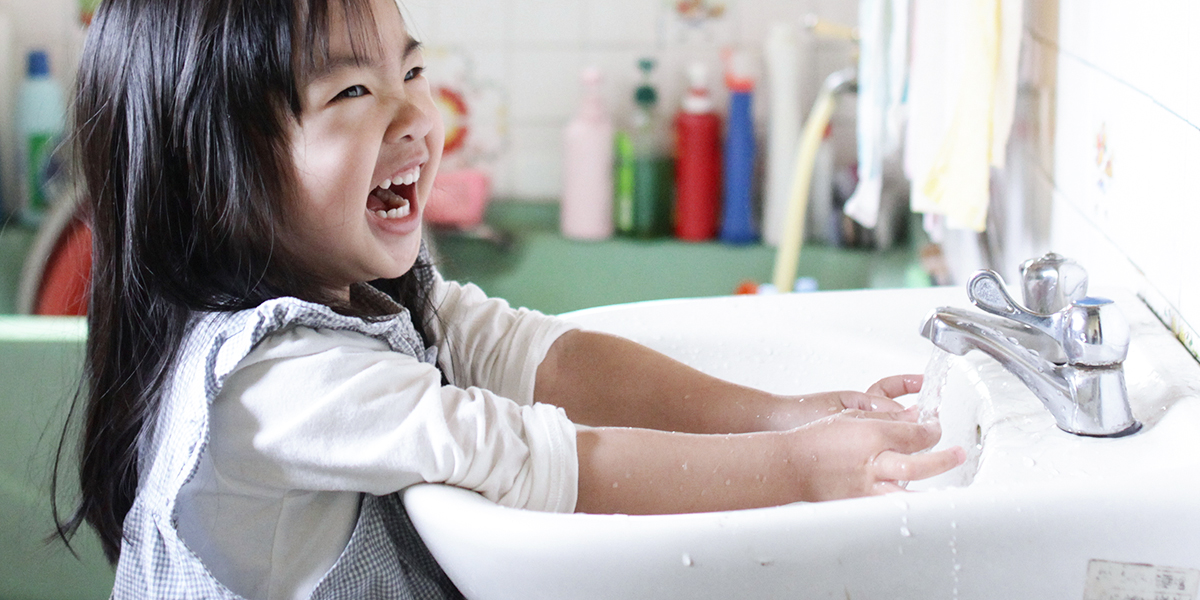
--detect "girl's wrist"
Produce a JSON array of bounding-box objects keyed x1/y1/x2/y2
[{"x1": 759, "y1": 393, "x2": 841, "y2": 432}]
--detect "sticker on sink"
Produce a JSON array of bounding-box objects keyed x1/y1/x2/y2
[{"x1": 1083, "y1": 559, "x2": 1199, "y2": 600}]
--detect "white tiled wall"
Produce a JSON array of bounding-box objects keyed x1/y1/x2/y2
[
  {"x1": 1045, "y1": 0, "x2": 1200, "y2": 357},
  {"x1": 403, "y1": 0, "x2": 860, "y2": 200}
]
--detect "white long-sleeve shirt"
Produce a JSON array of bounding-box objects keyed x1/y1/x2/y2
[{"x1": 176, "y1": 278, "x2": 580, "y2": 600}]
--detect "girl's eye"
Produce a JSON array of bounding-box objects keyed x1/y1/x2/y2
[
  {"x1": 335, "y1": 85, "x2": 368, "y2": 100},
  {"x1": 405, "y1": 66, "x2": 425, "y2": 82}
]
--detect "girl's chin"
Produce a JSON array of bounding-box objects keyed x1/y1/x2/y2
[{"x1": 380, "y1": 241, "x2": 424, "y2": 279}]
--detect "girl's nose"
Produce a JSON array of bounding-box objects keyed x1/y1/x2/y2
[{"x1": 384, "y1": 95, "x2": 436, "y2": 145}]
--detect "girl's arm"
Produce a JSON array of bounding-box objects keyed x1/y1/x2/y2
[
  {"x1": 535, "y1": 329, "x2": 964, "y2": 513},
  {"x1": 535, "y1": 329, "x2": 916, "y2": 434},
  {"x1": 574, "y1": 412, "x2": 964, "y2": 514}
]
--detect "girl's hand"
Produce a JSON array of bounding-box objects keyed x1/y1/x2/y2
[
  {"x1": 782, "y1": 407, "x2": 965, "y2": 502},
  {"x1": 575, "y1": 407, "x2": 966, "y2": 515},
  {"x1": 770, "y1": 374, "x2": 924, "y2": 430}
]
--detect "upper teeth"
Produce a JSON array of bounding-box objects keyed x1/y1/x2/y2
[{"x1": 379, "y1": 166, "x2": 421, "y2": 190}]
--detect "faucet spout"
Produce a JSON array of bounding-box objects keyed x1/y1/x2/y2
[
  {"x1": 919, "y1": 256, "x2": 1140, "y2": 438},
  {"x1": 921, "y1": 308, "x2": 1139, "y2": 437}
]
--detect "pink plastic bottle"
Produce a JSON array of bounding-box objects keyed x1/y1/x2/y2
[{"x1": 561, "y1": 68, "x2": 614, "y2": 240}]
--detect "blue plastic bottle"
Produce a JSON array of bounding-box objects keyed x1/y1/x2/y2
[
  {"x1": 720, "y1": 54, "x2": 757, "y2": 244},
  {"x1": 721, "y1": 88, "x2": 756, "y2": 242}
]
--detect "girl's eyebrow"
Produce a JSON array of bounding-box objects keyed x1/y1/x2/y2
[
  {"x1": 308, "y1": 56, "x2": 376, "y2": 83},
  {"x1": 404, "y1": 38, "x2": 422, "y2": 58},
  {"x1": 308, "y1": 38, "x2": 423, "y2": 83}
]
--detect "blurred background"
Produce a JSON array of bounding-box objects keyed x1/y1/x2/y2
[{"x1": 1, "y1": 0, "x2": 1198, "y2": 597}]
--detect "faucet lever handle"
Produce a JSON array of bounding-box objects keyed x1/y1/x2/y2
[{"x1": 968, "y1": 270, "x2": 1061, "y2": 339}]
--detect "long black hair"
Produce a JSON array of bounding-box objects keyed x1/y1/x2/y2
[{"x1": 52, "y1": 0, "x2": 438, "y2": 564}]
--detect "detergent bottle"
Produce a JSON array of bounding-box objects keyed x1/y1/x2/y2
[
  {"x1": 720, "y1": 49, "x2": 758, "y2": 244},
  {"x1": 673, "y1": 62, "x2": 721, "y2": 241},
  {"x1": 618, "y1": 58, "x2": 673, "y2": 238},
  {"x1": 561, "y1": 67, "x2": 614, "y2": 240}
]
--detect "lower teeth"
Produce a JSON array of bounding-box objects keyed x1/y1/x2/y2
[{"x1": 375, "y1": 204, "x2": 410, "y2": 219}]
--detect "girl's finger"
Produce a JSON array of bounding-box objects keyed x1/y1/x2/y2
[
  {"x1": 871, "y1": 447, "x2": 966, "y2": 482},
  {"x1": 870, "y1": 480, "x2": 909, "y2": 495},
  {"x1": 865, "y1": 375, "x2": 924, "y2": 400},
  {"x1": 842, "y1": 407, "x2": 921, "y2": 424},
  {"x1": 842, "y1": 392, "x2": 906, "y2": 413}
]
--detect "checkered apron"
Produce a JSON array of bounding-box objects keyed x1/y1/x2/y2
[{"x1": 111, "y1": 263, "x2": 464, "y2": 599}]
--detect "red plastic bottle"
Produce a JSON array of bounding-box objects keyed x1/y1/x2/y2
[{"x1": 674, "y1": 62, "x2": 722, "y2": 241}]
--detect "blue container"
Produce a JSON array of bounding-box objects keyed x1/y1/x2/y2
[{"x1": 720, "y1": 89, "x2": 757, "y2": 244}]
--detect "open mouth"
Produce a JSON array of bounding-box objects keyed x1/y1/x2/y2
[{"x1": 368, "y1": 165, "x2": 421, "y2": 220}]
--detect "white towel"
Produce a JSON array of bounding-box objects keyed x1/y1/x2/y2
[
  {"x1": 904, "y1": 0, "x2": 954, "y2": 197},
  {"x1": 844, "y1": 0, "x2": 909, "y2": 229}
]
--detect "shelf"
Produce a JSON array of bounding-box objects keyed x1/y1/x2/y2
[{"x1": 431, "y1": 202, "x2": 929, "y2": 316}]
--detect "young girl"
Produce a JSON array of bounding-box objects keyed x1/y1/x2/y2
[{"x1": 54, "y1": 0, "x2": 964, "y2": 598}]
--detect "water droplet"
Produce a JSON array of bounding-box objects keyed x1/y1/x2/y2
[
  {"x1": 900, "y1": 526, "x2": 912, "y2": 537},
  {"x1": 612, "y1": 482, "x2": 619, "y2": 488},
  {"x1": 725, "y1": 479, "x2": 731, "y2": 486},
  {"x1": 682, "y1": 553, "x2": 693, "y2": 567}
]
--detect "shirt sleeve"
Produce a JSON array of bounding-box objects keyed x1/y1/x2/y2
[
  {"x1": 209, "y1": 325, "x2": 578, "y2": 513},
  {"x1": 426, "y1": 274, "x2": 580, "y2": 405}
]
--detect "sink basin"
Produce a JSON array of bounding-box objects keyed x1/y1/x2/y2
[{"x1": 404, "y1": 287, "x2": 1200, "y2": 599}]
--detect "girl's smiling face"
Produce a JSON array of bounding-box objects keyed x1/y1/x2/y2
[{"x1": 288, "y1": 0, "x2": 443, "y2": 301}]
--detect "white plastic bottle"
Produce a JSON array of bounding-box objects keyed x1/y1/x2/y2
[
  {"x1": 761, "y1": 23, "x2": 802, "y2": 247},
  {"x1": 560, "y1": 67, "x2": 614, "y2": 240},
  {"x1": 17, "y1": 50, "x2": 66, "y2": 227}
]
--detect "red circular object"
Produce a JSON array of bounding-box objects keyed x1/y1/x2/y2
[
  {"x1": 436, "y1": 87, "x2": 471, "y2": 156},
  {"x1": 35, "y1": 218, "x2": 92, "y2": 316}
]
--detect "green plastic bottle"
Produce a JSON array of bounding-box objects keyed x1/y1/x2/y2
[
  {"x1": 613, "y1": 131, "x2": 636, "y2": 235},
  {"x1": 615, "y1": 59, "x2": 673, "y2": 238}
]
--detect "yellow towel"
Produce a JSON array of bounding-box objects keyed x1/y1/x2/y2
[{"x1": 912, "y1": 0, "x2": 1023, "y2": 232}]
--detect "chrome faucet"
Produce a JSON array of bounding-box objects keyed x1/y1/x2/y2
[{"x1": 920, "y1": 253, "x2": 1141, "y2": 437}]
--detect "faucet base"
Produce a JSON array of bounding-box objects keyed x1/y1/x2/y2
[{"x1": 1065, "y1": 421, "x2": 1142, "y2": 439}]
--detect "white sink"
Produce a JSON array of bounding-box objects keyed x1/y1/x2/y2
[{"x1": 404, "y1": 287, "x2": 1200, "y2": 599}]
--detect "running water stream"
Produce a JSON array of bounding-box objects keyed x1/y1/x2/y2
[
  {"x1": 908, "y1": 348, "x2": 985, "y2": 490},
  {"x1": 917, "y1": 348, "x2": 954, "y2": 425}
]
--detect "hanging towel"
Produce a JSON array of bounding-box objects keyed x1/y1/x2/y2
[
  {"x1": 844, "y1": 0, "x2": 909, "y2": 230},
  {"x1": 904, "y1": 0, "x2": 954, "y2": 197},
  {"x1": 990, "y1": 0, "x2": 1024, "y2": 169},
  {"x1": 910, "y1": 0, "x2": 1024, "y2": 232}
]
